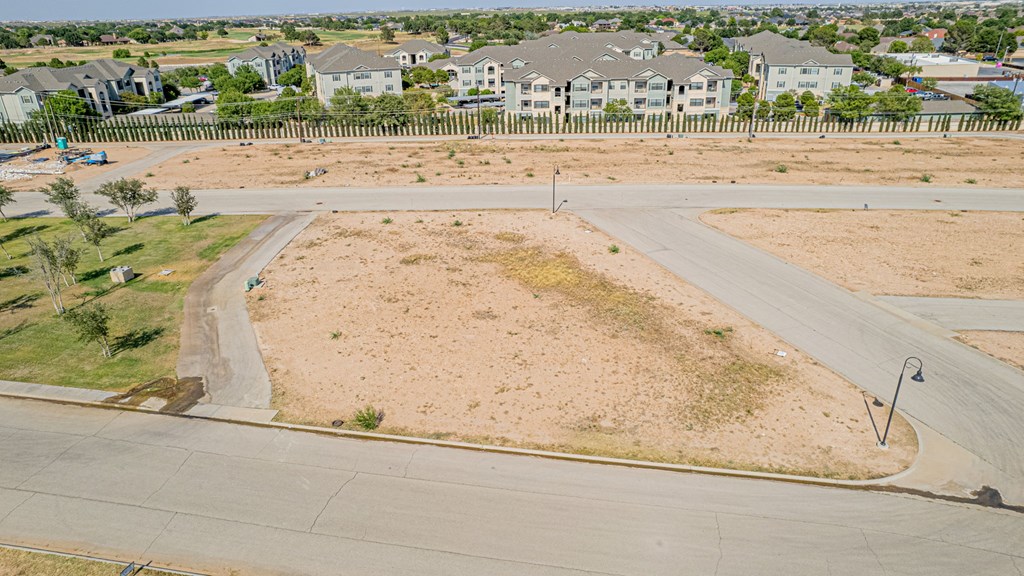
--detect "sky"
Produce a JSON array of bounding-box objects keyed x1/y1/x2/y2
[{"x1": 7, "y1": 0, "x2": 884, "y2": 22}]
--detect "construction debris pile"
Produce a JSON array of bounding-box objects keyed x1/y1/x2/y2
[{"x1": 0, "y1": 144, "x2": 107, "y2": 183}]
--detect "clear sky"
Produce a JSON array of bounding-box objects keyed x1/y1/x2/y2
[{"x1": 7, "y1": 0, "x2": 861, "y2": 22}]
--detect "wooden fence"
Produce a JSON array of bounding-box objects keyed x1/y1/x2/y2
[{"x1": 1, "y1": 111, "x2": 1021, "y2": 145}]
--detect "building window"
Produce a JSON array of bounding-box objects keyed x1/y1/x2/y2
[
  {"x1": 462, "y1": 66, "x2": 472, "y2": 73},
  {"x1": 707, "y1": 81, "x2": 718, "y2": 92},
  {"x1": 521, "y1": 85, "x2": 531, "y2": 95},
  {"x1": 705, "y1": 97, "x2": 716, "y2": 106},
  {"x1": 688, "y1": 82, "x2": 703, "y2": 90},
  {"x1": 332, "y1": 74, "x2": 341, "y2": 82},
  {"x1": 833, "y1": 68, "x2": 843, "y2": 75},
  {"x1": 648, "y1": 98, "x2": 665, "y2": 107},
  {"x1": 777, "y1": 67, "x2": 787, "y2": 74},
  {"x1": 620, "y1": 82, "x2": 627, "y2": 90},
  {"x1": 534, "y1": 84, "x2": 549, "y2": 92},
  {"x1": 633, "y1": 98, "x2": 646, "y2": 108},
  {"x1": 831, "y1": 82, "x2": 840, "y2": 89},
  {"x1": 487, "y1": 79, "x2": 495, "y2": 87},
  {"x1": 487, "y1": 66, "x2": 495, "y2": 74},
  {"x1": 356, "y1": 86, "x2": 372, "y2": 93},
  {"x1": 797, "y1": 81, "x2": 819, "y2": 89},
  {"x1": 573, "y1": 82, "x2": 589, "y2": 92},
  {"x1": 475, "y1": 66, "x2": 483, "y2": 73},
  {"x1": 572, "y1": 100, "x2": 588, "y2": 109},
  {"x1": 21, "y1": 95, "x2": 33, "y2": 104},
  {"x1": 354, "y1": 72, "x2": 371, "y2": 80},
  {"x1": 384, "y1": 71, "x2": 393, "y2": 78},
  {"x1": 799, "y1": 67, "x2": 820, "y2": 75},
  {"x1": 635, "y1": 81, "x2": 647, "y2": 92},
  {"x1": 689, "y1": 98, "x2": 703, "y2": 107},
  {"x1": 522, "y1": 100, "x2": 532, "y2": 108},
  {"x1": 591, "y1": 81, "x2": 602, "y2": 92},
  {"x1": 649, "y1": 82, "x2": 666, "y2": 91},
  {"x1": 462, "y1": 80, "x2": 472, "y2": 86},
  {"x1": 776, "y1": 81, "x2": 786, "y2": 88},
  {"x1": 534, "y1": 101, "x2": 550, "y2": 109},
  {"x1": 590, "y1": 98, "x2": 602, "y2": 108},
  {"x1": 385, "y1": 85, "x2": 394, "y2": 92}
]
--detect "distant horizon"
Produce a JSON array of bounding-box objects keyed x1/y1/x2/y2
[{"x1": 6, "y1": 0, "x2": 927, "y2": 24}]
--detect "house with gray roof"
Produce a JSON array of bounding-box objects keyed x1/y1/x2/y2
[
  {"x1": 731, "y1": 30, "x2": 853, "y2": 101},
  {"x1": 386, "y1": 40, "x2": 448, "y2": 68},
  {"x1": 503, "y1": 53, "x2": 732, "y2": 119},
  {"x1": 0, "y1": 59, "x2": 162, "y2": 123},
  {"x1": 306, "y1": 45, "x2": 403, "y2": 104},
  {"x1": 227, "y1": 43, "x2": 305, "y2": 86}
]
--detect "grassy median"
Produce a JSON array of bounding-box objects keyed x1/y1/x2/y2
[{"x1": 0, "y1": 214, "x2": 264, "y2": 390}]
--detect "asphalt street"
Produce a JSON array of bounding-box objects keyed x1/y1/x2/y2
[{"x1": 1, "y1": 397, "x2": 1021, "y2": 576}]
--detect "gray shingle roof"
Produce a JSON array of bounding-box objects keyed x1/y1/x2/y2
[
  {"x1": 504, "y1": 53, "x2": 732, "y2": 85},
  {"x1": 0, "y1": 59, "x2": 150, "y2": 95},
  {"x1": 732, "y1": 30, "x2": 853, "y2": 67},
  {"x1": 230, "y1": 42, "x2": 305, "y2": 62},
  {"x1": 307, "y1": 45, "x2": 402, "y2": 74},
  {"x1": 390, "y1": 39, "x2": 445, "y2": 54}
]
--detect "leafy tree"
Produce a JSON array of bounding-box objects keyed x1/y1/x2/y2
[
  {"x1": 37, "y1": 90, "x2": 99, "y2": 126},
  {"x1": 0, "y1": 184, "x2": 14, "y2": 221},
  {"x1": 887, "y1": 40, "x2": 908, "y2": 54},
  {"x1": 127, "y1": 28, "x2": 151, "y2": 44},
  {"x1": 224, "y1": 64, "x2": 266, "y2": 93},
  {"x1": 369, "y1": 93, "x2": 410, "y2": 128},
  {"x1": 53, "y1": 235, "x2": 81, "y2": 286},
  {"x1": 943, "y1": 19, "x2": 976, "y2": 53},
  {"x1": 26, "y1": 236, "x2": 65, "y2": 314},
  {"x1": 468, "y1": 38, "x2": 488, "y2": 51},
  {"x1": 800, "y1": 90, "x2": 820, "y2": 116},
  {"x1": 972, "y1": 84, "x2": 1023, "y2": 121},
  {"x1": 919, "y1": 78, "x2": 938, "y2": 91},
  {"x1": 435, "y1": 27, "x2": 449, "y2": 45},
  {"x1": 170, "y1": 186, "x2": 198, "y2": 226},
  {"x1": 852, "y1": 71, "x2": 877, "y2": 86},
  {"x1": 215, "y1": 90, "x2": 255, "y2": 120},
  {"x1": 78, "y1": 208, "x2": 111, "y2": 262},
  {"x1": 96, "y1": 178, "x2": 158, "y2": 223},
  {"x1": 855, "y1": 27, "x2": 881, "y2": 50},
  {"x1": 216, "y1": 27, "x2": 229, "y2": 37},
  {"x1": 736, "y1": 91, "x2": 755, "y2": 120},
  {"x1": 300, "y1": 30, "x2": 321, "y2": 46},
  {"x1": 40, "y1": 177, "x2": 82, "y2": 218},
  {"x1": 277, "y1": 66, "x2": 304, "y2": 87},
  {"x1": 772, "y1": 92, "x2": 797, "y2": 120},
  {"x1": 428, "y1": 53, "x2": 449, "y2": 62},
  {"x1": 379, "y1": 27, "x2": 395, "y2": 43},
  {"x1": 112, "y1": 48, "x2": 131, "y2": 58},
  {"x1": 65, "y1": 304, "x2": 112, "y2": 357},
  {"x1": 755, "y1": 100, "x2": 771, "y2": 119},
  {"x1": 910, "y1": 36, "x2": 934, "y2": 53},
  {"x1": 330, "y1": 87, "x2": 370, "y2": 123},
  {"x1": 826, "y1": 85, "x2": 875, "y2": 121},
  {"x1": 805, "y1": 23, "x2": 840, "y2": 47},
  {"x1": 689, "y1": 28, "x2": 723, "y2": 52},
  {"x1": 873, "y1": 86, "x2": 922, "y2": 121},
  {"x1": 402, "y1": 91, "x2": 437, "y2": 114},
  {"x1": 603, "y1": 99, "x2": 634, "y2": 120}
]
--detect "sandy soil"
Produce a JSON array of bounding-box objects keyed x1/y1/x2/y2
[
  {"x1": 3, "y1": 144, "x2": 155, "y2": 192},
  {"x1": 702, "y1": 209, "x2": 1024, "y2": 299},
  {"x1": 248, "y1": 210, "x2": 915, "y2": 479},
  {"x1": 139, "y1": 137, "x2": 1024, "y2": 190},
  {"x1": 958, "y1": 331, "x2": 1024, "y2": 372}
]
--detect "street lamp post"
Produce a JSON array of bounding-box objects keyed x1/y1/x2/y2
[
  {"x1": 876, "y1": 356, "x2": 924, "y2": 449},
  {"x1": 552, "y1": 166, "x2": 561, "y2": 213}
]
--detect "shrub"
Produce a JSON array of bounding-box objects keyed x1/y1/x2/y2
[
  {"x1": 526, "y1": 172, "x2": 534, "y2": 178},
  {"x1": 415, "y1": 173, "x2": 426, "y2": 183},
  {"x1": 892, "y1": 140, "x2": 901, "y2": 145},
  {"x1": 447, "y1": 149, "x2": 456, "y2": 159},
  {"x1": 608, "y1": 244, "x2": 620, "y2": 254},
  {"x1": 965, "y1": 178, "x2": 977, "y2": 184},
  {"x1": 354, "y1": 406, "x2": 382, "y2": 430},
  {"x1": 452, "y1": 220, "x2": 463, "y2": 227},
  {"x1": 920, "y1": 174, "x2": 932, "y2": 183},
  {"x1": 330, "y1": 331, "x2": 341, "y2": 340},
  {"x1": 381, "y1": 217, "x2": 393, "y2": 224},
  {"x1": 774, "y1": 164, "x2": 788, "y2": 173}
]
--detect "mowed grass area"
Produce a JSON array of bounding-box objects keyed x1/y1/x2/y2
[
  {"x1": 0, "y1": 214, "x2": 264, "y2": 390},
  {"x1": 0, "y1": 546, "x2": 177, "y2": 576}
]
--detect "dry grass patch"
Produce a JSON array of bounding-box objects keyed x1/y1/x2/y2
[{"x1": 250, "y1": 210, "x2": 916, "y2": 479}]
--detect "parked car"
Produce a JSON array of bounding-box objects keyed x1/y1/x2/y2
[{"x1": 905, "y1": 87, "x2": 919, "y2": 93}]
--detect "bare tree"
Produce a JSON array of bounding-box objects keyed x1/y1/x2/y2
[
  {"x1": 0, "y1": 184, "x2": 15, "y2": 221},
  {"x1": 170, "y1": 186, "x2": 198, "y2": 226},
  {"x1": 26, "y1": 236, "x2": 65, "y2": 315},
  {"x1": 65, "y1": 304, "x2": 112, "y2": 358},
  {"x1": 54, "y1": 235, "x2": 82, "y2": 286},
  {"x1": 79, "y1": 209, "x2": 112, "y2": 262},
  {"x1": 96, "y1": 178, "x2": 158, "y2": 223}
]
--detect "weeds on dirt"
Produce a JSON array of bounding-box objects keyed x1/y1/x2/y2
[
  {"x1": 452, "y1": 220, "x2": 463, "y2": 227},
  {"x1": 381, "y1": 217, "x2": 393, "y2": 224},
  {"x1": 399, "y1": 253, "x2": 436, "y2": 265},
  {"x1": 920, "y1": 174, "x2": 933, "y2": 183},
  {"x1": 355, "y1": 405, "x2": 384, "y2": 430},
  {"x1": 965, "y1": 178, "x2": 977, "y2": 184},
  {"x1": 704, "y1": 327, "x2": 734, "y2": 339},
  {"x1": 774, "y1": 164, "x2": 788, "y2": 173},
  {"x1": 495, "y1": 232, "x2": 526, "y2": 244},
  {"x1": 608, "y1": 244, "x2": 620, "y2": 254},
  {"x1": 330, "y1": 331, "x2": 341, "y2": 340}
]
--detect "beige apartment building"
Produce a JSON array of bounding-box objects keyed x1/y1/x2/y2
[{"x1": 731, "y1": 30, "x2": 854, "y2": 102}]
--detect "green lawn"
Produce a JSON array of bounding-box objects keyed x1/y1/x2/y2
[{"x1": 0, "y1": 214, "x2": 265, "y2": 391}]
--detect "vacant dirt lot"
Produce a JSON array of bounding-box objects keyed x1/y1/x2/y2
[
  {"x1": 3, "y1": 144, "x2": 154, "y2": 192},
  {"x1": 959, "y1": 331, "x2": 1024, "y2": 371},
  {"x1": 249, "y1": 210, "x2": 914, "y2": 479},
  {"x1": 703, "y1": 209, "x2": 1024, "y2": 299},
  {"x1": 139, "y1": 136, "x2": 1024, "y2": 190}
]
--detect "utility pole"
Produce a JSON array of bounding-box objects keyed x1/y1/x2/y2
[
  {"x1": 296, "y1": 95, "x2": 303, "y2": 142},
  {"x1": 476, "y1": 88, "x2": 482, "y2": 136}
]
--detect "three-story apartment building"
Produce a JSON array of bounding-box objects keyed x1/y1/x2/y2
[
  {"x1": 306, "y1": 45, "x2": 403, "y2": 105},
  {"x1": 730, "y1": 31, "x2": 853, "y2": 102},
  {"x1": 226, "y1": 43, "x2": 305, "y2": 86}
]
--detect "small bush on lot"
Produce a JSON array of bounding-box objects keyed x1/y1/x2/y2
[
  {"x1": 381, "y1": 217, "x2": 393, "y2": 224},
  {"x1": 774, "y1": 164, "x2": 788, "y2": 173},
  {"x1": 608, "y1": 244, "x2": 620, "y2": 254},
  {"x1": 354, "y1": 406, "x2": 382, "y2": 430},
  {"x1": 920, "y1": 174, "x2": 932, "y2": 183}
]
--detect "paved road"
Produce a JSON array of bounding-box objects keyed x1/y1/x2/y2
[
  {"x1": 577, "y1": 207, "x2": 1024, "y2": 501},
  {"x1": 177, "y1": 212, "x2": 315, "y2": 409},
  {"x1": 0, "y1": 397, "x2": 1021, "y2": 576},
  {"x1": 77, "y1": 144, "x2": 206, "y2": 193},
  {"x1": 879, "y1": 297, "x2": 1024, "y2": 331}
]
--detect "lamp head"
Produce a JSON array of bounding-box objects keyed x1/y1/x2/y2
[
  {"x1": 554, "y1": 167, "x2": 560, "y2": 175},
  {"x1": 911, "y1": 369, "x2": 924, "y2": 383}
]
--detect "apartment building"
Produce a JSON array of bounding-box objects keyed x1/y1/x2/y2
[
  {"x1": 386, "y1": 40, "x2": 448, "y2": 68},
  {"x1": 226, "y1": 43, "x2": 306, "y2": 86},
  {"x1": 503, "y1": 54, "x2": 732, "y2": 118},
  {"x1": 0, "y1": 59, "x2": 162, "y2": 122},
  {"x1": 440, "y1": 31, "x2": 683, "y2": 96},
  {"x1": 731, "y1": 30, "x2": 853, "y2": 101},
  {"x1": 305, "y1": 45, "x2": 403, "y2": 105}
]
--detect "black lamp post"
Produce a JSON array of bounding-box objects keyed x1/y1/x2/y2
[
  {"x1": 877, "y1": 356, "x2": 924, "y2": 449},
  {"x1": 552, "y1": 166, "x2": 567, "y2": 213}
]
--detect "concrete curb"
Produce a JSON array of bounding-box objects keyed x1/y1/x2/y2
[{"x1": 0, "y1": 389, "x2": 908, "y2": 492}]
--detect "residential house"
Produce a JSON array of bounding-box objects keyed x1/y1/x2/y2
[
  {"x1": 386, "y1": 40, "x2": 448, "y2": 68},
  {"x1": 226, "y1": 43, "x2": 305, "y2": 86},
  {"x1": 731, "y1": 30, "x2": 854, "y2": 101},
  {"x1": 0, "y1": 59, "x2": 162, "y2": 122},
  {"x1": 248, "y1": 33, "x2": 268, "y2": 42},
  {"x1": 168, "y1": 26, "x2": 186, "y2": 38},
  {"x1": 503, "y1": 53, "x2": 732, "y2": 119},
  {"x1": 591, "y1": 18, "x2": 622, "y2": 32},
  {"x1": 98, "y1": 34, "x2": 133, "y2": 45},
  {"x1": 29, "y1": 34, "x2": 54, "y2": 47},
  {"x1": 305, "y1": 45, "x2": 403, "y2": 104}
]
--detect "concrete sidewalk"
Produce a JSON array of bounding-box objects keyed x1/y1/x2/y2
[{"x1": 878, "y1": 296, "x2": 1024, "y2": 331}]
